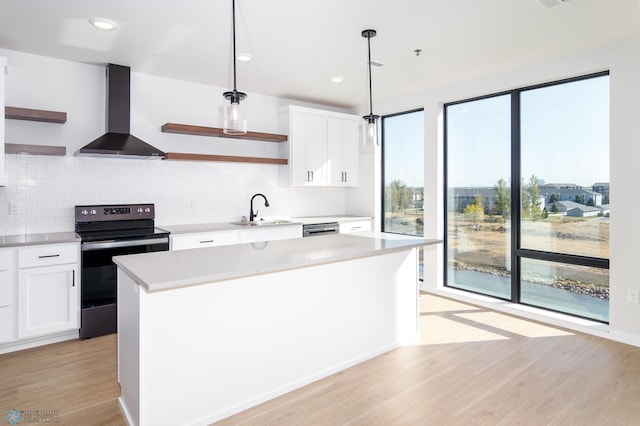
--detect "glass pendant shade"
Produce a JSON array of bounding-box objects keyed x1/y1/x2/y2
[
  {"x1": 222, "y1": 0, "x2": 247, "y2": 135},
  {"x1": 223, "y1": 90, "x2": 247, "y2": 135},
  {"x1": 362, "y1": 29, "x2": 379, "y2": 146},
  {"x1": 363, "y1": 114, "x2": 379, "y2": 146}
]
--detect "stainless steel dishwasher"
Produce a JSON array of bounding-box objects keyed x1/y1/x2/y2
[{"x1": 302, "y1": 222, "x2": 339, "y2": 237}]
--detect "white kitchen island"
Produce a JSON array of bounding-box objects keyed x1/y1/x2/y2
[{"x1": 114, "y1": 232, "x2": 440, "y2": 426}]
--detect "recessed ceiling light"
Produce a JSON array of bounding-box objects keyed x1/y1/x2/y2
[
  {"x1": 89, "y1": 17, "x2": 118, "y2": 31},
  {"x1": 331, "y1": 76, "x2": 344, "y2": 83},
  {"x1": 237, "y1": 53, "x2": 253, "y2": 62}
]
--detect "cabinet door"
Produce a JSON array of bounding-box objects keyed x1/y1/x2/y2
[
  {"x1": 290, "y1": 110, "x2": 326, "y2": 186},
  {"x1": 239, "y1": 225, "x2": 302, "y2": 244},
  {"x1": 327, "y1": 116, "x2": 359, "y2": 187},
  {"x1": 0, "y1": 249, "x2": 15, "y2": 343},
  {"x1": 18, "y1": 264, "x2": 79, "y2": 338}
]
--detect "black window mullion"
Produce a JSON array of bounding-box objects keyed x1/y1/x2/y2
[{"x1": 511, "y1": 91, "x2": 521, "y2": 303}]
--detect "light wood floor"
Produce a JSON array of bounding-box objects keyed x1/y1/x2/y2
[{"x1": 1, "y1": 294, "x2": 639, "y2": 425}]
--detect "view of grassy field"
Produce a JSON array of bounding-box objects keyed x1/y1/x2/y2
[{"x1": 448, "y1": 213, "x2": 610, "y2": 297}]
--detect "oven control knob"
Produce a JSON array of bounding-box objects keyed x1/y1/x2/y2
[
  {"x1": 90, "y1": 209, "x2": 97, "y2": 215},
  {"x1": 137, "y1": 207, "x2": 143, "y2": 213},
  {"x1": 144, "y1": 207, "x2": 151, "y2": 213},
  {"x1": 81, "y1": 209, "x2": 88, "y2": 216}
]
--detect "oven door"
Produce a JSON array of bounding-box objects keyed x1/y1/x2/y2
[
  {"x1": 80, "y1": 237, "x2": 169, "y2": 308},
  {"x1": 80, "y1": 237, "x2": 168, "y2": 338}
]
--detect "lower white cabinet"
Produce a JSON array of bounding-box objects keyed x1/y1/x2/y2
[
  {"x1": 171, "y1": 225, "x2": 304, "y2": 250},
  {"x1": 18, "y1": 263, "x2": 78, "y2": 338},
  {"x1": 339, "y1": 220, "x2": 373, "y2": 234},
  {"x1": 0, "y1": 242, "x2": 80, "y2": 352},
  {"x1": 0, "y1": 249, "x2": 16, "y2": 343},
  {"x1": 16, "y1": 243, "x2": 79, "y2": 340},
  {"x1": 239, "y1": 225, "x2": 302, "y2": 244},
  {"x1": 171, "y1": 231, "x2": 240, "y2": 251}
]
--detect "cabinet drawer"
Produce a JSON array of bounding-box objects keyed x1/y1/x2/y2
[
  {"x1": 171, "y1": 231, "x2": 239, "y2": 251},
  {"x1": 339, "y1": 220, "x2": 372, "y2": 234},
  {"x1": 0, "y1": 250, "x2": 12, "y2": 271},
  {"x1": 18, "y1": 244, "x2": 79, "y2": 268}
]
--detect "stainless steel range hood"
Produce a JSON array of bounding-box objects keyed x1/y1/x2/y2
[{"x1": 76, "y1": 64, "x2": 165, "y2": 159}]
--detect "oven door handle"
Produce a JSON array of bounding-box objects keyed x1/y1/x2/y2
[{"x1": 81, "y1": 237, "x2": 169, "y2": 251}]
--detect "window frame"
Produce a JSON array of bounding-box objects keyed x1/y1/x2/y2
[{"x1": 443, "y1": 71, "x2": 610, "y2": 322}]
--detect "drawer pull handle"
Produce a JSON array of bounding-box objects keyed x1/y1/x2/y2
[
  {"x1": 72, "y1": 270, "x2": 75, "y2": 287},
  {"x1": 38, "y1": 254, "x2": 60, "y2": 259},
  {"x1": 199, "y1": 240, "x2": 214, "y2": 244}
]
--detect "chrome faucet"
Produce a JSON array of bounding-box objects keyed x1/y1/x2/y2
[{"x1": 249, "y1": 193, "x2": 269, "y2": 222}]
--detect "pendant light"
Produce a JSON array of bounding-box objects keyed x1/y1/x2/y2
[
  {"x1": 362, "y1": 29, "x2": 379, "y2": 146},
  {"x1": 223, "y1": 0, "x2": 247, "y2": 135}
]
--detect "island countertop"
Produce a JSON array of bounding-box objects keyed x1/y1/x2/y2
[{"x1": 114, "y1": 232, "x2": 440, "y2": 293}]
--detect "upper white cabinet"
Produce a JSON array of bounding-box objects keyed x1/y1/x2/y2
[
  {"x1": 0, "y1": 56, "x2": 7, "y2": 187},
  {"x1": 279, "y1": 105, "x2": 359, "y2": 187},
  {"x1": 327, "y1": 116, "x2": 359, "y2": 187}
]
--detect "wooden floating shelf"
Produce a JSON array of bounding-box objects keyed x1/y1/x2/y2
[
  {"x1": 5, "y1": 143, "x2": 66, "y2": 156},
  {"x1": 161, "y1": 123, "x2": 287, "y2": 143},
  {"x1": 5, "y1": 106, "x2": 67, "y2": 123},
  {"x1": 164, "y1": 152, "x2": 287, "y2": 165}
]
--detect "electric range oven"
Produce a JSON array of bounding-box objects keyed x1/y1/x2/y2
[{"x1": 75, "y1": 203, "x2": 169, "y2": 339}]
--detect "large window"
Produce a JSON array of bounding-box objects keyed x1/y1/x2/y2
[
  {"x1": 382, "y1": 109, "x2": 424, "y2": 236},
  {"x1": 445, "y1": 72, "x2": 610, "y2": 322},
  {"x1": 382, "y1": 109, "x2": 424, "y2": 278}
]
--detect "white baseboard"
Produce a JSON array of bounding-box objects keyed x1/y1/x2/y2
[{"x1": 0, "y1": 330, "x2": 79, "y2": 355}]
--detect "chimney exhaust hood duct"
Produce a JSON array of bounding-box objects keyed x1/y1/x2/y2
[{"x1": 76, "y1": 64, "x2": 165, "y2": 159}]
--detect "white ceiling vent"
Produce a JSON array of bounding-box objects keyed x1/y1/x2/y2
[{"x1": 533, "y1": 0, "x2": 572, "y2": 8}]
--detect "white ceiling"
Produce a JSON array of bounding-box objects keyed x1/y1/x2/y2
[{"x1": 1, "y1": 0, "x2": 639, "y2": 108}]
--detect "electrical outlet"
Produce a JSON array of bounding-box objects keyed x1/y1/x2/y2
[
  {"x1": 9, "y1": 202, "x2": 19, "y2": 215},
  {"x1": 628, "y1": 289, "x2": 639, "y2": 304}
]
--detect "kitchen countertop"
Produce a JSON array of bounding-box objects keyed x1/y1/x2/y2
[
  {"x1": 114, "y1": 232, "x2": 440, "y2": 293},
  {"x1": 159, "y1": 215, "x2": 371, "y2": 235},
  {"x1": 0, "y1": 232, "x2": 80, "y2": 248}
]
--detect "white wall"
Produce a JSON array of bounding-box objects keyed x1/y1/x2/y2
[
  {"x1": 362, "y1": 37, "x2": 640, "y2": 346},
  {"x1": 0, "y1": 49, "x2": 351, "y2": 235}
]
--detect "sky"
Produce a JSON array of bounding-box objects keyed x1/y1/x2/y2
[
  {"x1": 447, "y1": 74, "x2": 610, "y2": 188},
  {"x1": 382, "y1": 110, "x2": 424, "y2": 188}
]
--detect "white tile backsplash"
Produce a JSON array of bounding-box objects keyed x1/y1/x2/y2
[{"x1": 0, "y1": 154, "x2": 349, "y2": 236}]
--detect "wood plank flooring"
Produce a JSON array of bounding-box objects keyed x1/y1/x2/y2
[{"x1": 1, "y1": 294, "x2": 639, "y2": 425}]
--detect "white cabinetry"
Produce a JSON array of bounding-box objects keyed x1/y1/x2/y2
[
  {"x1": 327, "y1": 116, "x2": 359, "y2": 187},
  {"x1": 339, "y1": 219, "x2": 373, "y2": 234},
  {"x1": 279, "y1": 105, "x2": 359, "y2": 187},
  {"x1": 171, "y1": 230, "x2": 240, "y2": 251},
  {"x1": 0, "y1": 249, "x2": 16, "y2": 343},
  {"x1": 17, "y1": 244, "x2": 79, "y2": 339},
  {"x1": 239, "y1": 225, "x2": 302, "y2": 244},
  {"x1": 0, "y1": 56, "x2": 7, "y2": 187}
]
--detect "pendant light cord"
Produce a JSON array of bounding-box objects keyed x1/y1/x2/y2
[
  {"x1": 367, "y1": 33, "x2": 373, "y2": 116},
  {"x1": 231, "y1": 0, "x2": 238, "y2": 93}
]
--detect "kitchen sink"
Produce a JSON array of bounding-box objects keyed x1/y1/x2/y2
[{"x1": 229, "y1": 220, "x2": 294, "y2": 227}]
